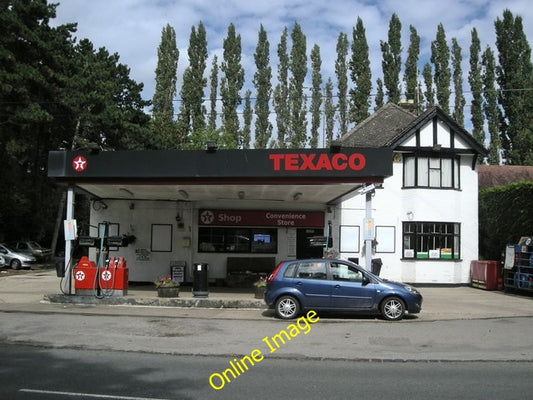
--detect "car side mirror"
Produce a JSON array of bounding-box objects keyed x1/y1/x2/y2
[{"x1": 362, "y1": 275, "x2": 371, "y2": 286}]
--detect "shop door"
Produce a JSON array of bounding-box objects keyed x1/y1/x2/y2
[{"x1": 296, "y1": 228, "x2": 324, "y2": 259}]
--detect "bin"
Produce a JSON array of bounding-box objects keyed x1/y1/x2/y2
[
  {"x1": 55, "y1": 260, "x2": 65, "y2": 278},
  {"x1": 470, "y1": 260, "x2": 502, "y2": 290},
  {"x1": 193, "y1": 262, "x2": 209, "y2": 297},
  {"x1": 371, "y1": 258, "x2": 382, "y2": 276}
]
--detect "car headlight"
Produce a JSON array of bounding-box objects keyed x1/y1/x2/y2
[{"x1": 404, "y1": 285, "x2": 419, "y2": 294}]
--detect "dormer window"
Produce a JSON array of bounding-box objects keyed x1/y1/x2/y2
[{"x1": 403, "y1": 154, "x2": 460, "y2": 189}]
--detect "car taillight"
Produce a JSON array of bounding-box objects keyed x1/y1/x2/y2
[{"x1": 267, "y1": 262, "x2": 283, "y2": 284}]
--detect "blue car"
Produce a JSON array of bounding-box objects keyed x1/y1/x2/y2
[{"x1": 264, "y1": 259, "x2": 422, "y2": 321}]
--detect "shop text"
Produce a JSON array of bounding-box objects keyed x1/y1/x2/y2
[{"x1": 208, "y1": 310, "x2": 320, "y2": 391}]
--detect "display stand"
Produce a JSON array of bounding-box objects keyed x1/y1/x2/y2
[{"x1": 503, "y1": 237, "x2": 533, "y2": 293}]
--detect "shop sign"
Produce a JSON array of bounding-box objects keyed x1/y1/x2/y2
[
  {"x1": 269, "y1": 153, "x2": 365, "y2": 171},
  {"x1": 199, "y1": 209, "x2": 324, "y2": 228}
]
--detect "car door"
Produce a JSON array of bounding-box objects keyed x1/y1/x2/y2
[
  {"x1": 291, "y1": 260, "x2": 331, "y2": 309},
  {"x1": 329, "y1": 261, "x2": 376, "y2": 309}
]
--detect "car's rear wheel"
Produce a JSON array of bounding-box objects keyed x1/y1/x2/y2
[
  {"x1": 380, "y1": 296, "x2": 405, "y2": 321},
  {"x1": 275, "y1": 295, "x2": 300, "y2": 319},
  {"x1": 10, "y1": 259, "x2": 22, "y2": 270}
]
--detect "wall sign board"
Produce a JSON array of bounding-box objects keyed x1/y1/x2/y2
[{"x1": 199, "y1": 209, "x2": 324, "y2": 228}]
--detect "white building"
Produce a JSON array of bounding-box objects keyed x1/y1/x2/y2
[
  {"x1": 49, "y1": 104, "x2": 485, "y2": 285},
  {"x1": 337, "y1": 104, "x2": 486, "y2": 283}
]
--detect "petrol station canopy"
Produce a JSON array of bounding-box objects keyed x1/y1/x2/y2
[{"x1": 47, "y1": 147, "x2": 392, "y2": 205}]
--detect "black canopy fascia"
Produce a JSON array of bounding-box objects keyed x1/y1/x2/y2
[{"x1": 48, "y1": 148, "x2": 393, "y2": 185}]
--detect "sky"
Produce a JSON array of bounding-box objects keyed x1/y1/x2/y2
[{"x1": 50, "y1": 0, "x2": 533, "y2": 122}]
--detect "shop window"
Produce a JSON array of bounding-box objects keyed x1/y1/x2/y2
[
  {"x1": 198, "y1": 227, "x2": 277, "y2": 253},
  {"x1": 403, "y1": 155, "x2": 460, "y2": 189},
  {"x1": 402, "y1": 222, "x2": 460, "y2": 260}
]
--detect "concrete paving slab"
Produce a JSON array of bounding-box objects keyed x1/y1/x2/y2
[{"x1": 1, "y1": 267, "x2": 533, "y2": 321}]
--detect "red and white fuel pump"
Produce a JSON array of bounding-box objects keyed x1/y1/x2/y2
[{"x1": 72, "y1": 222, "x2": 132, "y2": 298}]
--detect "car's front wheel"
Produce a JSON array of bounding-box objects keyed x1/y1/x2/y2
[
  {"x1": 275, "y1": 295, "x2": 300, "y2": 319},
  {"x1": 380, "y1": 296, "x2": 405, "y2": 321},
  {"x1": 10, "y1": 259, "x2": 22, "y2": 270}
]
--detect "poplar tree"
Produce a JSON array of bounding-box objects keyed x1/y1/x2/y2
[
  {"x1": 468, "y1": 28, "x2": 485, "y2": 148},
  {"x1": 309, "y1": 44, "x2": 322, "y2": 148},
  {"x1": 241, "y1": 90, "x2": 252, "y2": 149},
  {"x1": 404, "y1": 25, "x2": 420, "y2": 104},
  {"x1": 374, "y1": 78, "x2": 384, "y2": 110},
  {"x1": 381, "y1": 13, "x2": 402, "y2": 104},
  {"x1": 349, "y1": 17, "x2": 372, "y2": 124},
  {"x1": 151, "y1": 24, "x2": 178, "y2": 149},
  {"x1": 273, "y1": 27, "x2": 289, "y2": 148},
  {"x1": 482, "y1": 47, "x2": 501, "y2": 165},
  {"x1": 495, "y1": 9, "x2": 533, "y2": 165},
  {"x1": 422, "y1": 62, "x2": 434, "y2": 107},
  {"x1": 430, "y1": 23, "x2": 450, "y2": 114},
  {"x1": 208, "y1": 55, "x2": 218, "y2": 131},
  {"x1": 335, "y1": 32, "x2": 349, "y2": 136},
  {"x1": 451, "y1": 38, "x2": 465, "y2": 126},
  {"x1": 288, "y1": 22, "x2": 307, "y2": 148},
  {"x1": 220, "y1": 23, "x2": 244, "y2": 148},
  {"x1": 179, "y1": 22, "x2": 208, "y2": 147},
  {"x1": 323, "y1": 78, "x2": 336, "y2": 145},
  {"x1": 253, "y1": 25, "x2": 272, "y2": 149}
]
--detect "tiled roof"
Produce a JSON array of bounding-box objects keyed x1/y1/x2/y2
[
  {"x1": 341, "y1": 103, "x2": 487, "y2": 156},
  {"x1": 340, "y1": 103, "x2": 417, "y2": 147}
]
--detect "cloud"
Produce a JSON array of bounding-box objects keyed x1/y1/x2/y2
[{"x1": 52, "y1": 0, "x2": 533, "y2": 122}]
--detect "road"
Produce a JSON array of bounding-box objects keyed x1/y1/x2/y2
[
  {"x1": 1, "y1": 309, "x2": 533, "y2": 361},
  {"x1": 1, "y1": 343, "x2": 532, "y2": 400},
  {"x1": 1, "y1": 269, "x2": 533, "y2": 399}
]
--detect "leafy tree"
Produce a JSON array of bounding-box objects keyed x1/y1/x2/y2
[
  {"x1": 220, "y1": 23, "x2": 244, "y2": 148},
  {"x1": 0, "y1": 0, "x2": 73, "y2": 242},
  {"x1": 179, "y1": 22, "x2": 208, "y2": 148},
  {"x1": 67, "y1": 40, "x2": 150, "y2": 151},
  {"x1": 380, "y1": 13, "x2": 402, "y2": 104},
  {"x1": 151, "y1": 24, "x2": 178, "y2": 149},
  {"x1": 323, "y1": 78, "x2": 336, "y2": 146},
  {"x1": 288, "y1": 22, "x2": 307, "y2": 148},
  {"x1": 309, "y1": 44, "x2": 322, "y2": 148},
  {"x1": 0, "y1": 0, "x2": 149, "y2": 244},
  {"x1": 335, "y1": 32, "x2": 349, "y2": 136},
  {"x1": 495, "y1": 9, "x2": 533, "y2": 165},
  {"x1": 404, "y1": 25, "x2": 420, "y2": 104},
  {"x1": 482, "y1": 47, "x2": 501, "y2": 165},
  {"x1": 422, "y1": 62, "x2": 434, "y2": 107},
  {"x1": 451, "y1": 38, "x2": 465, "y2": 126},
  {"x1": 241, "y1": 90, "x2": 252, "y2": 149},
  {"x1": 273, "y1": 27, "x2": 289, "y2": 148},
  {"x1": 374, "y1": 78, "x2": 384, "y2": 110},
  {"x1": 431, "y1": 23, "x2": 450, "y2": 113},
  {"x1": 253, "y1": 25, "x2": 272, "y2": 149},
  {"x1": 469, "y1": 28, "x2": 484, "y2": 150},
  {"x1": 208, "y1": 55, "x2": 218, "y2": 131},
  {"x1": 349, "y1": 17, "x2": 372, "y2": 124}
]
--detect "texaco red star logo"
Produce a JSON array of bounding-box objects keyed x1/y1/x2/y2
[
  {"x1": 101, "y1": 270, "x2": 112, "y2": 281},
  {"x1": 75, "y1": 271, "x2": 85, "y2": 281},
  {"x1": 200, "y1": 210, "x2": 215, "y2": 224},
  {"x1": 72, "y1": 156, "x2": 87, "y2": 172}
]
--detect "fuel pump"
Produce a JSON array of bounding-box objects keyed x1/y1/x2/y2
[{"x1": 73, "y1": 221, "x2": 133, "y2": 297}]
